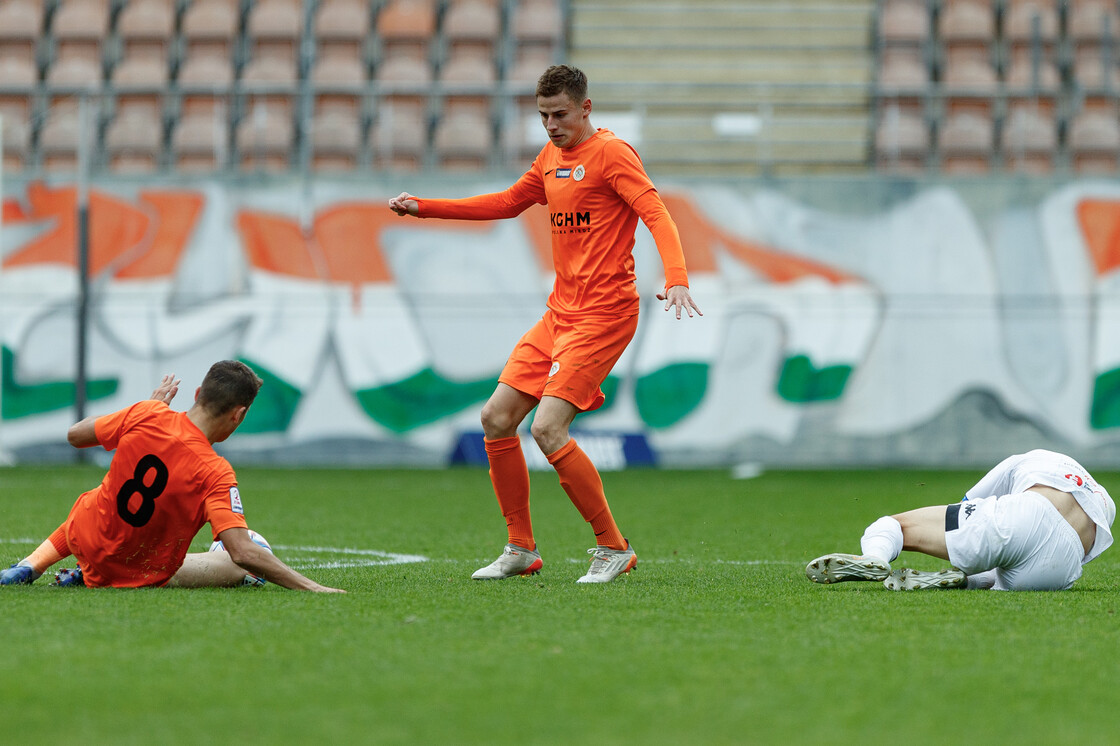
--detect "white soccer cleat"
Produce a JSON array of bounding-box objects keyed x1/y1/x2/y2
[
  {"x1": 576, "y1": 541, "x2": 637, "y2": 584},
  {"x1": 883, "y1": 567, "x2": 967, "y2": 591},
  {"x1": 805, "y1": 553, "x2": 891, "y2": 584},
  {"x1": 471, "y1": 544, "x2": 543, "y2": 580}
]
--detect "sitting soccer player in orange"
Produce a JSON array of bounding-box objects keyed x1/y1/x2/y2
[
  {"x1": 1, "y1": 360, "x2": 344, "y2": 592},
  {"x1": 389, "y1": 64, "x2": 702, "y2": 583}
]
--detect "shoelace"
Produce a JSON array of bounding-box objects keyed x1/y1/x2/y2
[{"x1": 585, "y1": 548, "x2": 615, "y2": 574}]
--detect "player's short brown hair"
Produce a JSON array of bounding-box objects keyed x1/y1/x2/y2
[
  {"x1": 536, "y1": 64, "x2": 588, "y2": 103},
  {"x1": 197, "y1": 360, "x2": 263, "y2": 416}
]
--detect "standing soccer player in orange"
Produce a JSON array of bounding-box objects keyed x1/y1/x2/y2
[
  {"x1": 389, "y1": 65, "x2": 701, "y2": 583},
  {"x1": 1, "y1": 361, "x2": 344, "y2": 592}
]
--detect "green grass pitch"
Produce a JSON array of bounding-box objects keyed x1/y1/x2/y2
[{"x1": 1, "y1": 464, "x2": 1118, "y2": 745}]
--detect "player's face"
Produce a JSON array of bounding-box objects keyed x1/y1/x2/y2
[{"x1": 538, "y1": 93, "x2": 593, "y2": 149}]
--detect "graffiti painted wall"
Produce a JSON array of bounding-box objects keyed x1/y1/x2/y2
[{"x1": 2, "y1": 177, "x2": 1120, "y2": 467}]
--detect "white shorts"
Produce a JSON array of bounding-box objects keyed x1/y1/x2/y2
[{"x1": 944, "y1": 491, "x2": 1084, "y2": 591}]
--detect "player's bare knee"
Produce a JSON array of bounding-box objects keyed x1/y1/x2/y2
[
  {"x1": 529, "y1": 418, "x2": 566, "y2": 455},
  {"x1": 480, "y1": 402, "x2": 518, "y2": 438}
]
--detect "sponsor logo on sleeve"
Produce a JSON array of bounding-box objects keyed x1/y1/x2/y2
[{"x1": 230, "y1": 486, "x2": 244, "y2": 514}]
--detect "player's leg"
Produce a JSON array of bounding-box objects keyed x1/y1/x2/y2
[
  {"x1": 165, "y1": 552, "x2": 251, "y2": 588},
  {"x1": 807, "y1": 507, "x2": 953, "y2": 586},
  {"x1": 1, "y1": 523, "x2": 72, "y2": 585},
  {"x1": 472, "y1": 383, "x2": 544, "y2": 579},
  {"x1": 980, "y1": 492, "x2": 1084, "y2": 591}
]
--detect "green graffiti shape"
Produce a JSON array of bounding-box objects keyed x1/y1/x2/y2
[
  {"x1": 356, "y1": 368, "x2": 498, "y2": 433},
  {"x1": 1090, "y1": 368, "x2": 1120, "y2": 430},
  {"x1": 635, "y1": 363, "x2": 708, "y2": 429},
  {"x1": 1, "y1": 346, "x2": 118, "y2": 420},
  {"x1": 237, "y1": 358, "x2": 302, "y2": 433},
  {"x1": 776, "y1": 354, "x2": 852, "y2": 403}
]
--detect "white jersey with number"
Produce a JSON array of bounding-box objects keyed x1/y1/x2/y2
[{"x1": 963, "y1": 449, "x2": 1115, "y2": 563}]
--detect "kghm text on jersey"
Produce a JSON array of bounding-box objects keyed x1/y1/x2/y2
[{"x1": 551, "y1": 211, "x2": 591, "y2": 227}]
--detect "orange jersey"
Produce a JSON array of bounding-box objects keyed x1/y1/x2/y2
[
  {"x1": 416, "y1": 129, "x2": 689, "y2": 316},
  {"x1": 64, "y1": 400, "x2": 248, "y2": 588}
]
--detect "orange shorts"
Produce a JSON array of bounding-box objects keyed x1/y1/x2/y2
[{"x1": 499, "y1": 310, "x2": 638, "y2": 412}]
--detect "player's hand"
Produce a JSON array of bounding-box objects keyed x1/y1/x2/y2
[
  {"x1": 657, "y1": 285, "x2": 702, "y2": 320},
  {"x1": 388, "y1": 192, "x2": 419, "y2": 216},
  {"x1": 151, "y1": 374, "x2": 180, "y2": 404}
]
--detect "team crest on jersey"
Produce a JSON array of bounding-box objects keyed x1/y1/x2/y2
[
  {"x1": 555, "y1": 168, "x2": 572, "y2": 179},
  {"x1": 549, "y1": 361, "x2": 561, "y2": 377},
  {"x1": 573, "y1": 165, "x2": 586, "y2": 181},
  {"x1": 230, "y1": 486, "x2": 244, "y2": 514}
]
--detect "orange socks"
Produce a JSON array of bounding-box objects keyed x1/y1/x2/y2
[
  {"x1": 26, "y1": 524, "x2": 71, "y2": 573},
  {"x1": 485, "y1": 436, "x2": 535, "y2": 551},
  {"x1": 547, "y1": 438, "x2": 626, "y2": 550}
]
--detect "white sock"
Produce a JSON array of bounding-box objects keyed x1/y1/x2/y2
[{"x1": 860, "y1": 516, "x2": 903, "y2": 563}]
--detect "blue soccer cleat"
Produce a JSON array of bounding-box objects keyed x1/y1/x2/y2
[
  {"x1": 1, "y1": 563, "x2": 39, "y2": 586},
  {"x1": 52, "y1": 567, "x2": 85, "y2": 587}
]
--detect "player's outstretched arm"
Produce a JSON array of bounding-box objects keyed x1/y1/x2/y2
[
  {"x1": 657, "y1": 285, "x2": 703, "y2": 320},
  {"x1": 388, "y1": 192, "x2": 419, "y2": 217},
  {"x1": 220, "y1": 528, "x2": 346, "y2": 593}
]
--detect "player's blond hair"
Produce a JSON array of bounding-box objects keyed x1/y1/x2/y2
[{"x1": 536, "y1": 65, "x2": 588, "y2": 103}]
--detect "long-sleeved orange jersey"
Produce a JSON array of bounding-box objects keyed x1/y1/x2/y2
[{"x1": 416, "y1": 128, "x2": 689, "y2": 316}]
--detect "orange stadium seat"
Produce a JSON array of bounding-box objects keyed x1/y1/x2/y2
[
  {"x1": 938, "y1": 0, "x2": 995, "y2": 45},
  {"x1": 177, "y1": 52, "x2": 235, "y2": 116},
  {"x1": 937, "y1": 109, "x2": 995, "y2": 172},
  {"x1": 1003, "y1": 0, "x2": 1059, "y2": 48},
  {"x1": 1000, "y1": 105, "x2": 1057, "y2": 173},
  {"x1": 376, "y1": 0, "x2": 437, "y2": 62},
  {"x1": 311, "y1": 53, "x2": 366, "y2": 118},
  {"x1": 1067, "y1": 107, "x2": 1120, "y2": 172},
  {"x1": 1068, "y1": 0, "x2": 1120, "y2": 47},
  {"x1": 0, "y1": 0, "x2": 43, "y2": 62},
  {"x1": 314, "y1": 0, "x2": 371, "y2": 60},
  {"x1": 171, "y1": 109, "x2": 229, "y2": 172},
  {"x1": 511, "y1": 0, "x2": 563, "y2": 57},
  {"x1": 877, "y1": 46, "x2": 930, "y2": 94},
  {"x1": 309, "y1": 109, "x2": 363, "y2": 170},
  {"x1": 246, "y1": 0, "x2": 302, "y2": 70},
  {"x1": 180, "y1": 0, "x2": 239, "y2": 63},
  {"x1": 104, "y1": 106, "x2": 163, "y2": 172},
  {"x1": 877, "y1": 0, "x2": 930, "y2": 48},
  {"x1": 438, "y1": 50, "x2": 496, "y2": 118},
  {"x1": 375, "y1": 49, "x2": 432, "y2": 115},
  {"x1": 50, "y1": 0, "x2": 108, "y2": 71},
  {"x1": 1071, "y1": 46, "x2": 1120, "y2": 93},
  {"x1": 1, "y1": 109, "x2": 31, "y2": 172},
  {"x1": 116, "y1": 0, "x2": 175, "y2": 64},
  {"x1": 433, "y1": 107, "x2": 492, "y2": 170},
  {"x1": 38, "y1": 105, "x2": 87, "y2": 172},
  {"x1": 372, "y1": 99, "x2": 428, "y2": 170},
  {"x1": 0, "y1": 51, "x2": 38, "y2": 124},
  {"x1": 240, "y1": 54, "x2": 299, "y2": 122},
  {"x1": 237, "y1": 104, "x2": 294, "y2": 171},
  {"x1": 442, "y1": 0, "x2": 501, "y2": 61}
]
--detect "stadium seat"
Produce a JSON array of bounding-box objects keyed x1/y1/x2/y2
[
  {"x1": 111, "y1": 53, "x2": 168, "y2": 124},
  {"x1": 38, "y1": 105, "x2": 88, "y2": 172},
  {"x1": 877, "y1": 0, "x2": 930, "y2": 48},
  {"x1": 438, "y1": 50, "x2": 496, "y2": 119},
  {"x1": 314, "y1": 0, "x2": 370, "y2": 61},
  {"x1": 938, "y1": 0, "x2": 995, "y2": 46},
  {"x1": 236, "y1": 103, "x2": 294, "y2": 171},
  {"x1": 246, "y1": 0, "x2": 302, "y2": 70},
  {"x1": 104, "y1": 107, "x2": 162, "y2": 172},
  {"x1": 940, "y1": 45, "x2": 999, "y2": 117},
  {"x1": 375, "y1": 50, "x2": 432, "y2": 115},
  {"x1": 507, "y1": 45, "x2": 556, "y2": 92},
  {"x1": 874, "y1": 104, "x2": 929, "y2": 172},
  {"x1": 116, "y1": 0, "x2": 175, "y2": 65},
  {"x1": 239, "y1": 54, "x2": 299, "y2": 122},
  {"x1": 309, "y1": 109, "x2": 363, "y2": 170},
  {"x1": 877, "y1": 46, "x2": 930, "y2": 94},
  {"x1": 1067, "y1": 108, "x2": 1120, "y2": 172},
  {"x1": 372, "y1": 100, "x2": 428, "y2": 170},
  {"x1": 1, "y1": 101, "x2": 32, "y2": 172},
  {"x1": 511, "y1": 0, "x2": 563, "y2": 58},
  {"x1": 499, "y1": 101, "x2": 548, "y2": 166},
  {"x1": 1068, "y1": 0, "x2": 1120, "y2": 47},
  {"x1": 937, "y1": 109, "x2": 995, "y2": 172},
  {"x1": 171, "y1": 109, "x2": 229, "y2": 172},
  {"x1": 0, "y1": 0, "x2": 43, "y2": 62},
  {"x1": 442, "y1": 0, "x2": 501, "y2": 61},
  {"x1": 433, "y1": 107, "x2": 492, "y2": 170},
  {"x1": 999, "y1": 105, "x2": 1057, "y2": 173},
  {"x1": 180, "y1": 0, "x2": 239, "y2": 63},
  {"x1": 376, "y1": 0, "x2": 437, "y2": 63},
  {"x1": 0, "y1": 52, "x2": 38, "y2": 125},
  {"x1": 310, "y1": 53, "x2": 366, "y2": 118},
  {"x1": 50, "y1": 0, "x2": 109, "y2": 63},
  {"x1": 1003, "y1": 0, "x2": 1059, "y2": 48},
  {"x1": 177, "y1": 52, "x2": 235, "y2": 116},
  {"x1": 1071, "y1": 46, "x2": 1120, "y2": 93}
]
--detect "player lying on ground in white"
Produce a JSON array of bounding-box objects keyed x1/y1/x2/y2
[{"x1": 806, "y1": 450, "x2": 1115, "y2": 591}]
